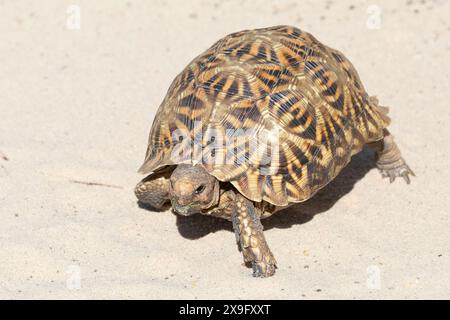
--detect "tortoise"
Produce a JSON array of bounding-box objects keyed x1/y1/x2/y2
[{"x1": 135, "y1": 26, "x2": 414, "y2": 277}]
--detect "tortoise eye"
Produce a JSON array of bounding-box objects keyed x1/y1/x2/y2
[{"x1": 195, "y1": 184, "x2": 206, "y2": 194}]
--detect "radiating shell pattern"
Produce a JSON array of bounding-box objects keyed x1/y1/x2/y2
[{"x1": 139, "y1": 25, "x2": 390, "y2": 207}]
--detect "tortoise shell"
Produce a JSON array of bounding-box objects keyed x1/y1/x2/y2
[{"x1": 138, "y1": 25, "x2": 390, "y2": 206}]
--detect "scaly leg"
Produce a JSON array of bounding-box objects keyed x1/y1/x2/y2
[
  {"x1": 232, "y1": 194, "x2": 277, "y2": 277},
  {"x1": 135, "y1": 170, "x2": 171, "y2": 209},
  {"x1": 370, "y1": 129, "x2": 415, "y2": 184},
  {"x1": 201, "y1": 189, "x2": 235, "y2": 220}
]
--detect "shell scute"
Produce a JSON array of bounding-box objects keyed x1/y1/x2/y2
[{"x1": 139, "y1": 26, "x2": 390, "y2": 206}]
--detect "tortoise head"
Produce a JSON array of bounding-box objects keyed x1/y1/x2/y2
[{"x1": 169, "y1": 164, "x2": 219, "y2": 216}]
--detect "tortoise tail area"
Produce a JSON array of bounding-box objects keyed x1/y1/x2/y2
[
  {"x1": 368, "y1": 95, "x2": 391, "y2": 127},
  {"x1": 364, "y1": 95, "x2": 391, "y2": 143}
]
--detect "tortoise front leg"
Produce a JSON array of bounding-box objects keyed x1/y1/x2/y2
[
  {"x1": 232, "y1": 194, "x2": 277, "y2": 277},
  {"x1": 135, "y1": 171, "x2": 170, "y2": 209}
]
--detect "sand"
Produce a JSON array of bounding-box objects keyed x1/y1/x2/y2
[{"x1": 0, "y1": 0, "x2": 449, "y2": 299}]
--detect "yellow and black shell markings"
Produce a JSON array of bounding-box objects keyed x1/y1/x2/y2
[{"x1": 139, "y1": 25, "x2": 390, "y2": 206}]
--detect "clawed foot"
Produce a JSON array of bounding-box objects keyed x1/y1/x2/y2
[
  {"x1": 373, "y1": 130, "x2": 415, "y2": 184},
  {"x1": 251, "y1": 260, "x2": 277, "y2": 278},
  {"x1": 378, "y1": 162, "x2": 415, "y2": 184},
  {"x1": 243, "y1": 251, "x2": 278, "y2": 278}
]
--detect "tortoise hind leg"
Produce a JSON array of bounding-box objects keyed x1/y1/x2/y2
[
  {"x1": 135, "y1": 171, "x2": 171, "y2": 209},
  {"x1": 232, "y1": 194, "x2": 277, "y2": 277},
  {"x1": 370, "y1": 129, "x2": 415, "y2": 184}
]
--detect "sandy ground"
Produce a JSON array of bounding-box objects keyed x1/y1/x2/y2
[{"x1": 1, "y1": 0, "x2": 449, "y2": 299}]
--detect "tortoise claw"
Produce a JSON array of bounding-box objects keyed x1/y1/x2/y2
[
  {"x1": 252, "y1": 261, "x2": 277, "y2": 278},
  {"x1": 379, "y1": 163, "x2": 415, "y2": 184}
]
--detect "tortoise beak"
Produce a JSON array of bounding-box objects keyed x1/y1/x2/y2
[{"x1": 171, "y1": 199, "x2": 198, "y2": 216}]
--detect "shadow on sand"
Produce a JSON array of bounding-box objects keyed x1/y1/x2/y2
[{"x1": 140, "y1": 148, "x2": 377, "y2": 240}]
